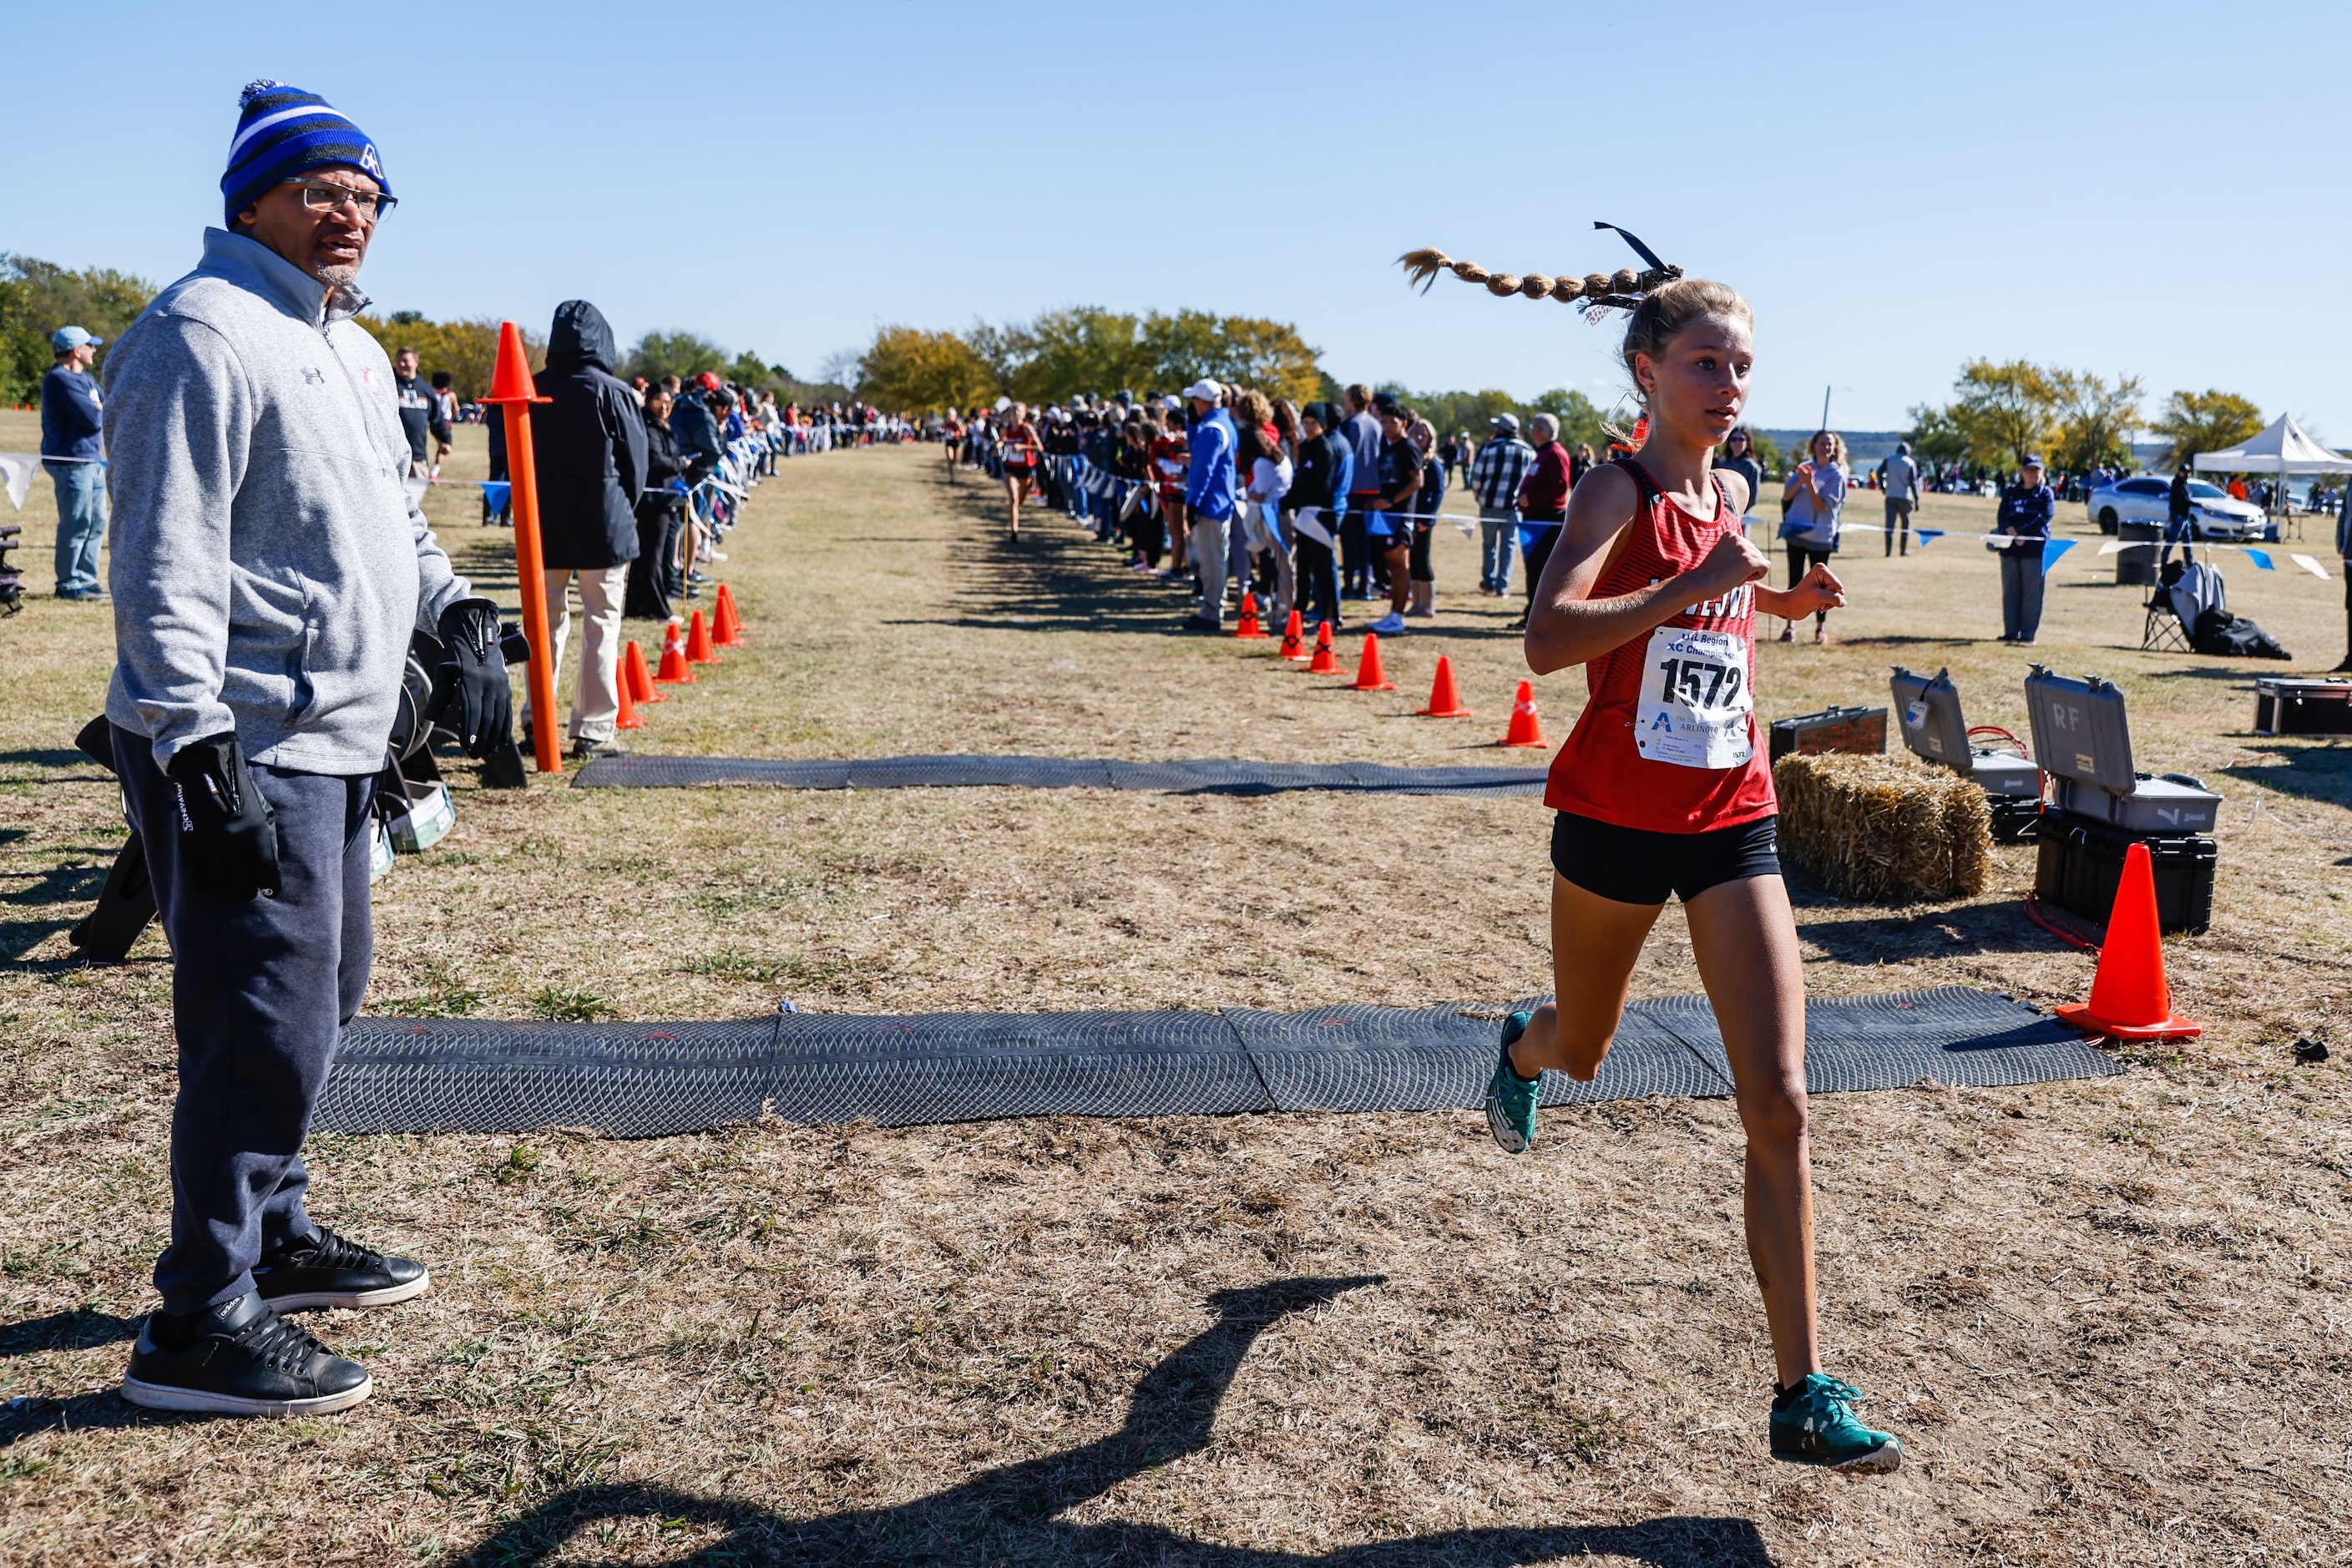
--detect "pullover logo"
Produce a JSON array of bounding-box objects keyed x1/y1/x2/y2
[{"x1": 301, "y1": 367, "x2": 325, "y2": 385}]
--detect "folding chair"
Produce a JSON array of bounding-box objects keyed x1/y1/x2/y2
[
  {"x1": 2142, "y1": 592, "x2": 2192, "y2": 652},
  {"x1": 2145, "y1": 554, "x2": 2223, "y2": 653}
]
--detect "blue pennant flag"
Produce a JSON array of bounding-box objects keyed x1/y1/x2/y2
[
  {"x1": 2040, "y1": 538, "x2": 2076, "y2": 574},
  {"x1": 481, "y1": 481, "x2": 510, "y2": 512},
  {"x1": 1915, "y1": 529, "x2": 1944, "y2": 547},
  {"x1": 2246, "y1": 549, "x2": 2275, "y2": 570}
]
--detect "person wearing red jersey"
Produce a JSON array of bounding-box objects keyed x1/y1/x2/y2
[
  {"x1": 1475, "y1": 271, "x2": 1900, "y2": 1476},
  {"x1": 939, "y1": 410, "x2": 965, "y2": 484},
  {"x1": 1148, "y1": 412, "x2": 1191, "y2": 579},
  {"x1": 997, "y1": 402, "x2": 1041, "y2": 540}
]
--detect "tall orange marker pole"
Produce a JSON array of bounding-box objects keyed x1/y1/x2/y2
[{"x1": 481, "y1": 322, "x2": 561, "y2": 776}]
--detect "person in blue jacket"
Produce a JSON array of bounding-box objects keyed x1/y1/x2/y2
[
  {"x1": 1993, "y1": 455, "x2": 2056, "y2": 644},
  {"x1": 1181, "y1": 378, "x2": 1239, "y2": 630},
  {"x1": 42, "y1": 326, "x2": 109, "y2": 599}
]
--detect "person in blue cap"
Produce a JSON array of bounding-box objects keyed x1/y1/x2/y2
[
  {"x1": 41, "y1": 326, "x2": 109, "y2": 599},
  {"x1": 102, "y1": 81, "x2": 514, "y2": 1419}
]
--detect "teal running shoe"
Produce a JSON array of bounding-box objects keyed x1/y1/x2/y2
[
  {"x1": 1483, "y1": 1010, "x2": 1540, "y2": 1154},
  {"x1": 1769, "y1": 1374, "x2": 1903, "y2": 1474}
]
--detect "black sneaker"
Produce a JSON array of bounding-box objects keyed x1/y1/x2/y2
[
  {"x1": 569, "y1": 737, "x2": 629, "y2": 760},
  {"x1": 254, "y1": 1224, "x2": 431, "y2": 1312},
  {"x1": 122, "y1": 1292, "x2": 372, "y2": 1417}
]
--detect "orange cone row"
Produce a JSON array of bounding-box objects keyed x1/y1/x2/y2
[
  {"x1": 1217, "y1": 609, "x2": 1548, "y2": 747},
  {"x1": 1204, "y1": 606, "x2": 1552, "y2": 747},
  {"x1": 620, "y1": 590, "x2": 746, "y2": 739}
]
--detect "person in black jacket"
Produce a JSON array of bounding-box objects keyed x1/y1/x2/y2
[
  {"x1": 2162, "y1": 464, "x2": 2194, "y2": 568},
  {"x1": 526, "y1": 300, "x2": 646, "y2": 758},
  {"x1": 628, "y1": 384, "x2": 686, "y2": 620},
  {"x1": 1288, "y1": 402, "x2": 1348, "y2": 633}
]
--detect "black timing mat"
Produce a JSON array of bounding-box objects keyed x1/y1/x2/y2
[
  {"x1": 313, "y1": 987, "x2": 2119, "y2": 1138},
  {"x1": 570, "y1": 753, "x2": 1547, "y2": 797}
]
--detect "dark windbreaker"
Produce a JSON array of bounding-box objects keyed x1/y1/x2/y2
[{"x1": 529, "y1": 300, "x2": 647, "y2": 569}]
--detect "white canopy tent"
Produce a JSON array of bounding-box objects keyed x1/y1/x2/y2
[{"x1": 2193, "y1": 413, "x2": 2352, "y2": 534}]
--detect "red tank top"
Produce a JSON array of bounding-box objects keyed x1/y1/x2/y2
[{"x1": 1543, "y1": 458, "x2": 1778, "y2": 832}]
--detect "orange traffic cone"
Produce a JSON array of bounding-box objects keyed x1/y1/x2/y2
[
  {"x1": 1233, "y1": 592, "x2": 1267, "y2": 640},
  {"x1": 1352, "y1": 632, "x2": 1396, "y2": 691},
  {"x1": 1277, "y1": 610, "x2": 1306, "y2": 660},
  {"x1": 1419, "y1": 655, "x2": 1473, "y2": 717},
  {"x1": 625, "y1": 639, "x2": 663, "y2": 704},
  {"x1": 1499, "y1": 680, "x2": 1547, "y2": 747},
  {"x1": 2055, "y1": 842, "x2": 2203, "y2": 1040},
  {"x1": 1304, "y1": 621, "x2": 1340, "y2": 675},
  {"x1": 713, "y1": 583, "x2": 746, "y2": 646},
  {"x1": 655, "y1": 621, "x2": 696, "y2": 685},
  {"x1": 685, "y1": 608, "x2": 720, "y2": 665},
  {"x1": 614, "y1": 657, "x2": 641, "y2": 730}
]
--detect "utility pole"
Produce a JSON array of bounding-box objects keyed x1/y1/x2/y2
[{"x1": 1821, "y1": 384, "x2": 1833, "y2": 432}]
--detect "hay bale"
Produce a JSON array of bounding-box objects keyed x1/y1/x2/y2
[{"x1": 1773, "y1": 752, "x2": 1993, "y2": 902}]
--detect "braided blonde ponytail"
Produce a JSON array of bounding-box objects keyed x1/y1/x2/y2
[{"x1": 1397, "y1": 248, "x2": 1682, "y2": 309}]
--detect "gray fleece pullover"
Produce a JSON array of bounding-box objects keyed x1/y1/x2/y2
[{"x1": 104, "y1": 228, "x2": 472, "y2": 775}]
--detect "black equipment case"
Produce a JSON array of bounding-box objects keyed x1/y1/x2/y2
[
  {"x1": 2253, "y1": 677, "x2": 2352, "y2": 736},
  {"x1": 2033, "y1": 812, "x2": 2216, "y2": 935},
  {"x1": 1768, "y1": 705, "x2": 1888, "y2": 764}
]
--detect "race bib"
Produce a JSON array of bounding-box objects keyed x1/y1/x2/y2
[{"x1": 1634, "y1": 625, "x2": 1753, "y2": 769}]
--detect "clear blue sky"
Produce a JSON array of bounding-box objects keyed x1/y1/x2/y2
[{"x1": 8, "y1": 0, "x2": 2347, "y2": 435}]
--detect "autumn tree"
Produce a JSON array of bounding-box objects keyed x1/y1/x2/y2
[
  {"x1": 1946, "y1": 359, "x2": 2059, "y2": 468},
  {"x1": 353, "y1": 314, "x2": 526, "y2": 402},
  {"x1": 2048, "y1": 369, "x2": 2144, "y2": 473},
  {"x1": 621, "y1": 331, "x2": 726, "y2": 386},
  {"x1": 0, "y1": 254, "x2": 154, "y2": 402},
  {"x1": 855, "y1": 326, "x2": 1001, "y2": 414},
  {"x1": 1009, "y1": 307, "x2": 1156, "y2": 403},
  {"x1": 2147, "y1": 389, "x2": 2263, "y2": 468}
]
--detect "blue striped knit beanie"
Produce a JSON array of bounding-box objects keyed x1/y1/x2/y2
[{"x1": 220, "y1": 81, "x2": 391, "y2": 225}]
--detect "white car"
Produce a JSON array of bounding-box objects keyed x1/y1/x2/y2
[{"x1": 2085, "y1": 475, "x2": 2274, "y2": 541}]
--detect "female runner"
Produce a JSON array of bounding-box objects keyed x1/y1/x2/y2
[
  {"x1": 1484, "y1": 273, "x2": 1901, "y2": 1475},
  {"x1": 997, "y1": 402, "x2": 1041, "y2": 540},
  {"x1": 940, "y1": 409, "x2": 965, "y2": 483}
]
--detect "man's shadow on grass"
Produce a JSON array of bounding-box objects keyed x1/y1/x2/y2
[{"x1": 444, "y1": 1274, "x2": 1774, "y2": 1567}]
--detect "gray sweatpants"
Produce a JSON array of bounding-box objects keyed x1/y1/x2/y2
[
  {"x1": 115, "y1": 730, "x2": 375, "y2": 1314},
  {"x1": 1191, "y1": 508, "x2": 1232, "y2": 624}
]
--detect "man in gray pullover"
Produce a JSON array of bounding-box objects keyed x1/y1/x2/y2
[{"x1": 106, "y1": 81, "x2": 512, "y2": 1418}]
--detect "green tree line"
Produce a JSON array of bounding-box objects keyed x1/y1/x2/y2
[
  {"x1": 1906, "y1": 358, "x2": 2269, "y2": 473},
  {"x1": 855, "y1": 306, "x2": 1326, "y2": 412},
  {"x1": 1, "y1": 253, "x2": 851, "y2": 408}
]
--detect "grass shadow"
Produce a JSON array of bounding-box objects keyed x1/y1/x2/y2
[
  {"x1": 2217, "y1": 743, "x2": 2352, "y2": 810},
  {"x1": 439, "y1": 1273, "x2": 1778, "y2": 1566},
  {"x1": 1792, "y1": 895, "x2": 2058, "y2": 962},
  {"x1": 0, "y1": 1308, "x2": 140, "y2": 1359}
]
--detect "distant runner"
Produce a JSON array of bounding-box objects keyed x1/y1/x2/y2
[{"x1": 997, "y1": 402, "x2": 1040, "y2": 540}]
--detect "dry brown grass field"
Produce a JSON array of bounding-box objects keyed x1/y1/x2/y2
[{"x1": 2, "y1": 412, "x2": 2349, "y2": 1565}]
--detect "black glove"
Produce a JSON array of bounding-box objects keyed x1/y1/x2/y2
[
  {"x1": 164, "y1": 732, "x2": 281, "y2": 903},
  {"x1": 430, "y1": 596, "x2": 514, "y2": 758}
]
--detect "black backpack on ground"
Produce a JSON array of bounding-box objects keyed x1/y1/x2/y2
[{"x1": 2192, "y1": 605, "x2": 2291, "y2": 660}]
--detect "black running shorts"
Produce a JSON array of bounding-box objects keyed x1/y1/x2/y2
[{"x1": 1549, "y1": 810, "x2": 1782, "y2": 907}]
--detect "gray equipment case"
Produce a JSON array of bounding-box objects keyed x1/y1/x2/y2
[
  {"x1": 1889, "y1": 665, "x2": 2042, "y2": 799},
  {"x1": 2051, "y1": 773, "x2": 2222, "y2": 834},
  {"x1": 2022, "y1": 665, "x2": 2221, "y2": 833}
]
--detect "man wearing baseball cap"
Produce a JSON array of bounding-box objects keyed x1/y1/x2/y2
[
  {"x1": 1180, "y1": 379, "x2": 1238, "y2": 630},
  {"x1": 102, "y1": 81, "x2": 513, "y2": 1418},
  {"x1": 42, "y1": 326, "x2": 109, "y2": 599}
]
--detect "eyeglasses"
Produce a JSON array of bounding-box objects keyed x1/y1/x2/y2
[{"x1": 285, "y1": 180, "x2": 397, "y2": 221}]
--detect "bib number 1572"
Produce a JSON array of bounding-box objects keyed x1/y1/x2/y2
[{"x1": 1634, "y1": 626, "x2": 1753, "y2": 769}]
